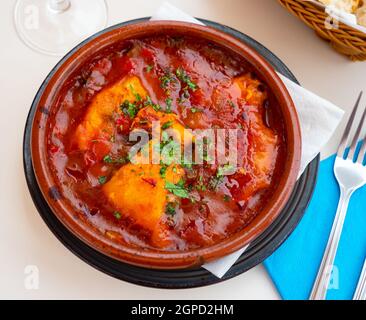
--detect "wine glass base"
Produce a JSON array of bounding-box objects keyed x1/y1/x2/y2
[{"x1": 14, "y1": 0, "x2": 108, "y2": 56}]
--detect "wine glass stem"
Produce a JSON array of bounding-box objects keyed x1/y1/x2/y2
[{"x1": 48, "y1": 0, "x2": 71, "y2": 13}]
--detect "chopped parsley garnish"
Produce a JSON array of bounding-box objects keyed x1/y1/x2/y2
[
  {"x1": 144, "y1": 95, "x2": 153, "y2": 106},
  {"x1": 162, "y1": 120, "x2": 174, "y2": 130},
  {"x1": 144, "y1": 96, "x2": 161, "y2": 111},
  {"x1": 160, "y1": 138, "x2": 181, "y2": 166},
  {"x1": 129, "y1": 84, "x2": 141, "y2": 102},
  {"x1": 223, "y1": 195, "x2": 231, "y2": 202},
  {"x1": 116, "y1": 156, "x2": 129, "y2": 164},
  {"x1": 152, "y1": 104, "x2": 161, "y2": 111},
  {"x1": 208, "y1": 175, "x2": 224, "y2": 190},
  {"x1": 165, "y1": 97, "x2": 173, "y2": 113},
  {"x1": 196, "y1": 183, "x2": 207, "y2": 191},
  {"x1": 217, "y1": 163, "x2": 235, "y2": 177},
  {"x1": 103, "y1": 155, "x2": 113, "y2": 163},
  {"x1": 229, "y1": 100, "x2": 236, "y2": 109},
  {"x1": 145, "y1": 64, "x2": 154, "y2": 73},
  {"x1": 208, "y1": 164, "x2": 235, "y2": 190},
  {"x1": 160, "y1": 164, "x2": 168, "y2": 178},
  {"x1": 165, "y1": 203, "x2": 176, "y2": 216},
  {"x1": 160, "y1": 71, "x2": 175, "y2": 89},
  {"x1": 103, "y1": 154, "x2": 129, "y2": 165},
  {"x1": 195, "y1": 175, "x2": 207, "y2": 191},
  {"x1": 190, "y1": 107, "x2": 201, "y2": 113},
  {"x1": 195, "y1": 137, "x2": 213, "y2": 163},
  {"x1": 176, "y1": 67, "x2": 198, "y2": 91},
  {"x1": 165, "y1": 180, "x2": 189, "y2": 198},
  {"x1": 113, "y1": 211, "x2": 122, "y2": 219},
  {"x1": 120, "y1": 100, "x2": 138, "y2": 119},
  {"x1": 98, "y1": 176, "x2": 107, "y2": 185},
  {"x1": 161, "y1": 130, "x2": 170, "y2": 143},
  {"x1": 181, "y1": 158, "x2": 194, "y2": 169}
]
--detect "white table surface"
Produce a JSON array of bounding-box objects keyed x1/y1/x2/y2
[{"x1": 1, "y1": 0, "x2": 365, "y2": 300}]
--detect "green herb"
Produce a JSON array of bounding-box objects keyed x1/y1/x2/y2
[
  {"x1": 129, "y1": 84, "x2": 141, "y2": 101},
  {"x1": 144, "y1": 95, "x2": 153, "y2": 106},
  {"x1": 160, "y1": 164, "x2": 168, "y2": 178},
  {"x1": 165, "y1": 180, "x2": 189, "y2": 198},
  {"x1": 187, "y1": 81, "x2": 198, "y2": 91},
  {"x1": 223, "y1": 195, "x2": 231, "y2": 202},
  {"x1": 195, "y1": 175, "x2": 207, "y2": 191},
  {"x1": 144, "y1": 96, "x2": 161, "y2": 111},
  {"x1": 175, "y1": 68, "x2": 183, "y2": 79},
  {"x1": 120, "y1": 100, "x2": 138, "y2": 119},
  {"x1": 181, "y1": 159, "x2": 193, "y2": 169},
  {"x1": 217, "y1": 163, "x2": 235, "y2": 177},
  {"x1": 103, "y1": 155, "x2": 113, "y2": 163},
  {"x1": 145, "y1": 64, "x2": 154, "y2": 73},
  {"x1": 176, "y1": 67, "x2": 198, "y2": 91},
  {"x1": 208, "y1": 175, "x2": 224, "y2": 190},
  {"x1": 160, "y1": 71, "x2": 174, "y2": 89},
  {"x1": 135, "y1": 93, "x2": 142, "y2": 102},
  {"x1": 152, "y1": 104, "x2": 161, "y2": 111},
  {"x1": 98, "y1": 176, "x2": 107, "y2": 185},
  {"x1": 161, "y1": 130, "x2": 170, "y2": 143},
  {"x1": 208, "y1": 164, "x2": 235, "y2": 190},
  {"x1": 202, "y1": 147, "x2": 212, "y2": 162},
  {"x1": 168, "y1": 144, "x2": 177, "y2": 158},
  {"x1": 195, "y1": 137, "x2": 213, "y2": 162},
  {"x1": 113, "y1": 211, "x2": 122, "y2": 219},
  {"x1": 165, "y1": 97, "x2": 173, "y2": 113},
  {"x1": 190, "y1": 107, "x2": 201, "y2": 113},
  {"x1": 196, "y1": 184, "x2": 207, "y2": 191},
  {"x1": 162, "y1": 120, "x2": 174, "y2": 130},
  {"x1": 115, "y1": 156, "x2": 129, "y2": 164},
  {"x1": 160, "y1": 139, "x2": 181, "y2": 166},
  {"x1": 165, "y1": 203, "x2": 176, "y2": 216},
  {"x1": 229, "y1": 100, "x2": 236, "y2": 109},
  {"x1": 103, "y1": 154, "x2": 129, "y2": 165}
]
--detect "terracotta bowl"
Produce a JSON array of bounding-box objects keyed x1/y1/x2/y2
[{"x1": 30, "y1": 21, "x2": 301, "y2": 269}]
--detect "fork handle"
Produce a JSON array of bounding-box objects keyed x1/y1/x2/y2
[
  {"x1": 353, "y1": 259, "x2": 366, "y2": 300},
  {"x1": 310, "y1": 187, "x2": 354, "y2": 300}
]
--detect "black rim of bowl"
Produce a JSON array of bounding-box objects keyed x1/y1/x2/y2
[{"x1": 23, "y1": 17, "x2": 319, "y2": 289}]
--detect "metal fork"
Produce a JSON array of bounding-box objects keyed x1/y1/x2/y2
[
  {"x1": 310, "y1": 91, "x2": 366, "y2": 300},
  {"x1": 354, "y1": 259, "x2": 366, "y2": 300}
]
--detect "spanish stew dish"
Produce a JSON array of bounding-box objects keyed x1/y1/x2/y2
[{"x1": 46, "y1": 35, "x2": 286, "y2": 251}]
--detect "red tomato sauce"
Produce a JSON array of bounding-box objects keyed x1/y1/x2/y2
[{"x1": 46, "y1": 35, "x2": 286, "y2": 251}]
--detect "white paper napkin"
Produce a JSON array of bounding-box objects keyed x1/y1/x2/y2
[{"x1": 151, "y1": 2, "x2": 344, "y2": 278}]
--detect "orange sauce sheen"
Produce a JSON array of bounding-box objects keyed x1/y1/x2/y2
[{"x1": 46, "y1": 35, "x2": 286, "y2": 251}]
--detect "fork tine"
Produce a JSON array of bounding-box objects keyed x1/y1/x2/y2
[
  {"x1": 337, "y1": 91, "x2": 363, "y2": 158},
  {"x1": 356, "y1": 133, "x2": 366, "y2": 165},
  {"x1": 348, "y1": 102, "x2": 366, "y2": 161}
]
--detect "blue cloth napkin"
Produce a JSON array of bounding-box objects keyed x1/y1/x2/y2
[{"x1": 264, "y1": 154, "x2": 366, "y2": 300}]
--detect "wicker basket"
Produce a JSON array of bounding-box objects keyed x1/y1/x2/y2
[{"x1": 278, "y1": 0, "x2": 366, "y2": 61}]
